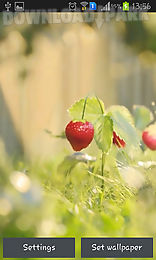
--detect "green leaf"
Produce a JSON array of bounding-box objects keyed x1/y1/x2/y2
[
  {"x1": 94, "y1": 115, "x2": 113, "y2": 152},
  {"x1": 107, "y1": 106, "x2": 135, "y2": 126},
  {"x1": 107, "y1": 105, "x2": 140, "y2": 147},
  {"x1": 68, "y1": 97, "x2": 104, "y2": 123},
  {"x1": 133, "y1": 105, "x2": 153, "y2": 131}
]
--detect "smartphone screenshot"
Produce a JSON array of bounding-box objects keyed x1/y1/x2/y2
[{"x1": 0, "y1": 0, "x2": 155, "y2": 259}]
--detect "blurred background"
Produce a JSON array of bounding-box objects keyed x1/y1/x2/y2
[
  {"x1": 0, "y1": 13, "x2": 156, "y2": 260},
  {"x1": 0, "y1": 12, "x2": 156, "y2": 159}
]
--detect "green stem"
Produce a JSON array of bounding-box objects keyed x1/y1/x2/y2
[
  {"x1": 95, "y1": 96, "x2": 105, "y2": 190},
  {"x1": 101, "y1": 152, "x2": 106, "y2": 190},
  {"x1": 81, "y1": 96, "x2": 88, "y2": 120},
  {"x1": 96, "y1": 95, "x2": 104, "y2": 114}
]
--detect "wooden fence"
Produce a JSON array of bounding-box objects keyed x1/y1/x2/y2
[{"x1": 0, "y1": 20, "x2": 155, "y2": 158}]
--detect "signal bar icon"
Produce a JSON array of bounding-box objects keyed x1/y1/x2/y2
[
  {"x1": 101, "y1": 1, "x2": 111, "y2": 11},
  {"x1": 80, "y1": 1, "x2": 88, "y2": 10}
]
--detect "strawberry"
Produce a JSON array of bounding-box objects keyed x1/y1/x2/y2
[
  {"x1": 65, "y1": 121, "x2": 94, "y2": 151},
  {"x1": 142, "y1": 123, "x2": 156, "y2": 150},
  {"x1": 113, "y1": 131, "x2": 126, "y2": 148}
]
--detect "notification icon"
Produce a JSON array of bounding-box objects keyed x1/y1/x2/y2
[{"x1": 89, "y1": 2, "x2": 96, "y2": 10}]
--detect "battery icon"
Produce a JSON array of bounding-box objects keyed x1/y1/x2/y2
[{"x1": 123, "y1": 1, "x2": 129, "y2": 11}]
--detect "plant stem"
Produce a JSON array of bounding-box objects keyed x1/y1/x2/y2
[
  {"x1": 96, "y1": 95, "x2": 104, "y2": 114},
  {"x1": 81, "y1": 96, "x2": 88, "y2": 120},
  {"x1": 100, "y1": 152, "x2": 106, "y2": 206},
  {"x1": 101, "y1": 152, "x2": 106, "y2": 190},
  {"x1": 95, "y1": 96, "x2": 105, "y2": 190}
]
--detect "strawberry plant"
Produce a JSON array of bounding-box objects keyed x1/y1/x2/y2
[
  {"x1": 55, "y1": 96, "x2": 156, "y2": 202},
  {"x1": 65, "y1": 97, "x2": 94, "y2": 151},
  {"x1": 45, "y1": 96, "x2": 156, "y2": 199},
  {"x1": 65, "y1": 97, "x2": 140, "y2": 185},
  {"x1": 1, "y1": 96, "x2": 156, "y2": 260}
]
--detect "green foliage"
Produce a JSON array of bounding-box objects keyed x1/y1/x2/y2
[
  {"x1": 124, "y1": 20, "x2": 156, "y2": 54},
  {"x1": 1, "y1": 96, "x2": 156, "y2": 260},
  {"x1": 1, "y1": 146, "x2": 156, "y2": 260},
  {"x1": 68, "y1": 97, "x2": 104, "y2": 123},
  {"x1": 107, "y1": 105, "x2": 140, "y2": 147},
  {"x1": 133, "y1": 105, "x2": 153, "y2": 130},
  {"x1": 94, "y1": 115, "x2": 113, "y2": 152}
]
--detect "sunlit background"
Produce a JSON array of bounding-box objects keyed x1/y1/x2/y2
[
  {"x1": 0, "y1": 13, "x2": 156, "y2": 260},
  {"x1": 0, "y1": 13, "x2": 156, "y2": 158}
]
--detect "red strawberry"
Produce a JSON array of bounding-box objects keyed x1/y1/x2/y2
[
  {"x1": 142, "y1": 123, "x2": 156, "y2": 150},
  {"x1": 65, "y1": 121, "x2": 94, "y2": 151},
  {"x1": 113, "y1": 131, "x2": 126, "y2": 148}
]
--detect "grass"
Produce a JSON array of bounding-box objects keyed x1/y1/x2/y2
[{"x1": 0, "y1": 144, "x2": 156, "y2": 259}]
